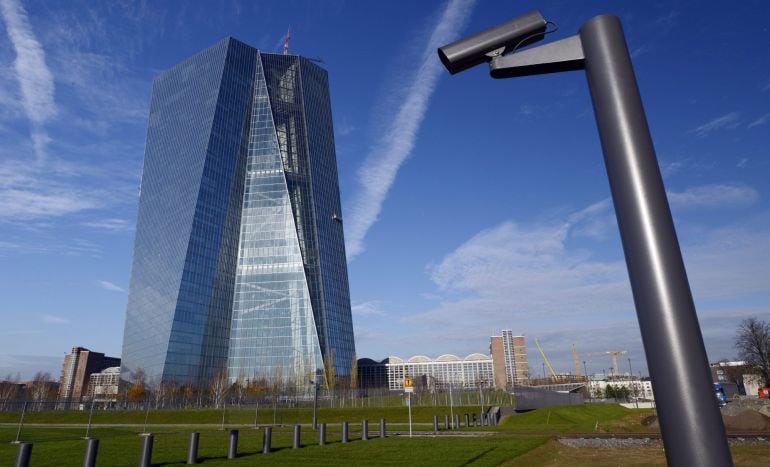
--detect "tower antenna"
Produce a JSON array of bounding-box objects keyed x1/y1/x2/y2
[{"x1": 283, "y1": 26, "x2": 291, "y2": 55}]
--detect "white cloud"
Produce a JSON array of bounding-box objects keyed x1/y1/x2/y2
[
  {"x1": 690, "y1": 112, "x2": 740, "y2": 137},
  {"x1": 40, "y1": 313, "x2": 69, "y2": 325},
  {"x1": 0, "y1": 0, "x2": 56, "y2": 160},
  {"x1": 96, "y1": 280, "x2": 125, "y2": 293},
  {"x1": 373, "y1": 194, "x2": 770, "y2": 367},
  {"x1": 82, "y1": 218, "x2": 133, "y2": 232},
  {"x1": 668, "y1": 184, "x2": 759, "y2": 209},
  {"x1": 352, "y1": 301, "x2": 386, "y2": 316},
  {"x1": 345, "y1": 0, "x2": 476, "y2": 259},
  {"x1": 748, "y1": 113, "x2": 770, "y2": 129}
]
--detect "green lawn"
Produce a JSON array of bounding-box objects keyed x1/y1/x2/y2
[
  {"x1": 0, "y1": 426, "x2": 548, "y2": 466},
  {"x1": 0, "y1": 404, "x2": 658, "y2": 465},
  {"x1": 494, "y1": 404, "x2": 655, "y2": 433}
]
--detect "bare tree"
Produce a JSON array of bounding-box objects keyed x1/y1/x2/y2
[
  {"x1": 233, "y1": 373, "x2": 247, "y2": 408},
  {"x1": 209, "y1": 369, "x2": 229, "y2": 409},
  {"x1": 735, "y1": 317, "x2": 770, "y2": 386},
  {"x1": 29, "y1": 372, "x2": 53, "y2": 402}
]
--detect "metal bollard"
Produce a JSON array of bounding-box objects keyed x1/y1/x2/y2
[
  {"x1": 361, "y1": 419, "x2": 368, "y2": 440},
  {"x1": 228, "y1": 429, "x2": 238, "y2": 459},
  {"x1": 380, "y1": 418, "x2": 386, "y2": 438},
  {"x1": 455, "y1": 414, "x2": 460, "y2": 430},
  {"x1": 262, "y1": 426, "x2": 272, "y2": 454},
  {"x1": 444, "y1": 414, "x2": 449, "y2": 430},
  {"x1": 187, "y1": 432, "x2": 199, "y2": 464},
  {"x1": 472, "y1": 414, "x2": 477, "y2": 427},
  {"x1": 319, "y1": 423, "x2": 326, "y2": 445},
  {"x1": 83, "y1": 438, "x2": 99, "y2": 467},
  {"x1": 342, "y1": 421, "x2": 349, "y2": 443},
  {"x1": 139, "y1": 434, "x2": 153, "y2": 467},
  {"x1": 293, "y1": 424, "x2": 301, "y2": 449},
  {"x1": 14, "y1": 442, "x2": 32, "y2": 467},
  {"x1": 433, "y1": 415, "x2": 439, "y2": 432},
  {"x1": 465, "y1": 413, "x2": 470, "y2": 428}
]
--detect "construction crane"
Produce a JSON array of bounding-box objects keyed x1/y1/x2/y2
[
  {"x1": 585, "y1": 350, "x2": 628, "y2": 376},
  {"x1": 533, "y1": 337, "x2": 559, "y2": 382},
  {"x1": 572, "y1": 343, "x2": 581, "y2": 377}
]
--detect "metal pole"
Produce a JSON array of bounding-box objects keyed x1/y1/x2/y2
[
  {"x1": 341, "y1": 421, "x2": 349, "y2": 443},
  {"x1": 448, "y1": 383, "x2": 454, "y2": 427},
  {"x1": 407, "y1": 393, "x2": 413, "y2": 438},
  {"x1": 292, "y1": 424, "x2": 301, "y2": 449},
  {"x1": 580, "y1": 15, "x2": 731, "y2": 466},
  {"x1": 84, "y1": 399, "x2": 95, "y2": 439},
  {"x1": 262, "y1": 426, "x2": 272, "y2": 454},
  {"x1": 444, "y1": 414, "x2": 449, "y2": 430},
  {"x1": 14, "y1": 402, "x2": 27, "y2": 444},
  {"x1": 380, "y1": 418, "x2": 386, "y2": 438},
  {"x1": 319, "y1": 423, "x2": 326, "y2": 445},
  {"x1": 186, "y1": 432, "x2": 199, "y2": 464},
  {"x1": 432, "y1": 415, "x2": 439, "y2": 433},
  {"x1": 465, "y1": 413, "x2": 470, "y2": 428},
  {"x1": 228, "y1": 429, "x2": 238, "y2": 459},
  {"x1": 139, "y1": 434, "x2": 153, "y2": 467},
  {"x1": 83, "y1": 438, "x2": 99, "y2": 467},
  {"x1": 14, "y1": 442, "x2": 32, "y2": 467},
  {"x1": 361, "y1": 419, "x2": 368, "y2": 440},
  {"x1": 312, "y1": 379, "x2": 318, "y2": 430}
]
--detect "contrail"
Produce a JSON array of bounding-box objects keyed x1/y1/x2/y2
[{"x1": 345, "y1": 0, "x2": 476, "y2": 259}]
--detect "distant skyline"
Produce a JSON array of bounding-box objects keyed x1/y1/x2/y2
[{"x1": 1, "y1": 0, "x2": 769, "y2": 380}]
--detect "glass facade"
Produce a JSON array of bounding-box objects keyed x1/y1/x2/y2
[{"x1": 121, "y1": 38, "x2": 355, "y2": 390}]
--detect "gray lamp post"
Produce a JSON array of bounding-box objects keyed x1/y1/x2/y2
[
  {"x1": 309, "y1": 376, "x2": 319, "y2": 431},
  {"x1": 439, "y1": 11, "x2": 731, "y2": 467}
]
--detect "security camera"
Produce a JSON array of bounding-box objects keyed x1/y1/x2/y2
[{"x1": 438, "y1": 10, "x2": 547, "y2": 74}]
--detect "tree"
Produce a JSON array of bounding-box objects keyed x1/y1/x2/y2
[
  {"x1": 29, "y1": 372, "x2": 53, "y2": 402},
  {"x1": 209, "y1": 369, "x2": 229, "y2": 409},
  {"x1": 735, "y1": 317, "x2": 770, "y2": 386}
]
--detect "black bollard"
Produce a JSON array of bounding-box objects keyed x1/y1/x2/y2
[
  {"x1": 14, "y1": 442, "x2": 32, "y2": 467},
  {"x1": 444, "y1": 415, "x2": 449, "y2": 430},
  {"x1": 262, "y1": 426, "x2": 272, "y2": 454},
  {"x1": 139, "y1": 434, "x2": 153, "y2": 467},
  {"x1": 432, "y1": 415, "x2": 438, "y2": 432},
  {"x1": 83, "y1": 438, "x2": 99, "y2": 467},
  {"x1": 228, "y1": 429, "x2": 238, "y2": 459},
  {"x1": 187, "y1": 432, "x2": 199, "y2": 464},
  {"x1": 361, "y1": 419, "x2": 368, "y2": 440},
  {"x1": 319, "y1": 423, "x2": 326, "y2": 445},
  {"x1": 293, "y1": 424, "x2": 301, "y2": 449},
  {"x1": 465, "y1": 413, "x2": 470, "y2": 428},
  {"x1": 342, "y1": 421, "x2": 349, "y2": 443},
  {"x1": 380, "y1": 418, "x2": 386, "y2": 438}
]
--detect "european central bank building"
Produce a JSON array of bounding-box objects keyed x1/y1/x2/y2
[{"x1": 120, "y1": 38, "x2": 355, "y2": 391}]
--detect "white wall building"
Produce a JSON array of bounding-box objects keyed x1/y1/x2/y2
[
  {"x1": 386, "y1": 354, "x2": 494, "y2": 390},
  {"x1": 86, "y1": 367, "x2": 120, "y2": 402},
  {"x1": 588, "y1": 378, "x2": 655, "y2": 400}
]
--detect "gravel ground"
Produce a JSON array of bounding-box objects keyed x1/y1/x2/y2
[{"x1": 558, "y1": 437, "x2": 770, "y2": 448}]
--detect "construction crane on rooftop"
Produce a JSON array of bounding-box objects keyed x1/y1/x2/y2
[
  {"x1": 533, "y1": 337, "x2": 559, "y2": 382},
  {"x1": 585, "y1": 350, "x2": 628, "y2": 376},
  {"x1": 572, "y1": 343, "x2": 581, "y2": 377}
]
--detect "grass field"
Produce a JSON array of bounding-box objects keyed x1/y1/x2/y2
[{"x1": 1, "y1": 404, "x2": 767, "y2": 465}]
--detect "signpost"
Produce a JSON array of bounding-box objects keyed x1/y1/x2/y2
[{"x1": 404, "y1": 376, "x2": 413, "y2": 437}]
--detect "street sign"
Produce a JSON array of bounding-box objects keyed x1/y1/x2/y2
[{"x1": 404, "y1": 376, "x2": 413, "y2": 393}]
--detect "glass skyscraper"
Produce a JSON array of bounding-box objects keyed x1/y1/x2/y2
[{"x1": 121, "y1": 37, "x2": 355, "y2": 390}]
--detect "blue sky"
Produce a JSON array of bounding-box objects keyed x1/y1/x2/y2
[{"x1": 1, "y1": 0, "x2": 769, "y2": 380}]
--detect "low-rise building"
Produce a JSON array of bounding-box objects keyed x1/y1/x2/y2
[{"x1": 58, "y1": 347, "x2": 120, "y2": 403}]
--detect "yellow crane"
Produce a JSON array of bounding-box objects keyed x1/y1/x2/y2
[
  {"x1": 585, "y1": 350, "x2": 628, "y2": 376},
  {"x1": 534, "y1": 337, "x2": 559, "y2": 381},
  {"x1": 572, "y1": 343, "x2": 581, "y2": 377}
]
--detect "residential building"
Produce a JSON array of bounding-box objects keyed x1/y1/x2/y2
[
  {"x1": 490, "y1": 330, "x2": 528, "y2": 389},
  {"x1": 121, "y1": 38, "x2": 355, "y2": 391},
  {"x1": 87, "y1": 367, "x2": 121, "y2": 402},
  {"x1": 58, "y1": 347, "x2": 120, "y2": 403}
]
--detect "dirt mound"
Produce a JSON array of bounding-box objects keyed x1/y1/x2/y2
[
  {"x1": 723, "y1": 410, "x2": 770, "y2": 431},
  {"x1": 639, "y1": 409, "x2": 770, "y2": 432},
  {"x1": 641, "y1": 415, "x2": 658, "y2": 428}
]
